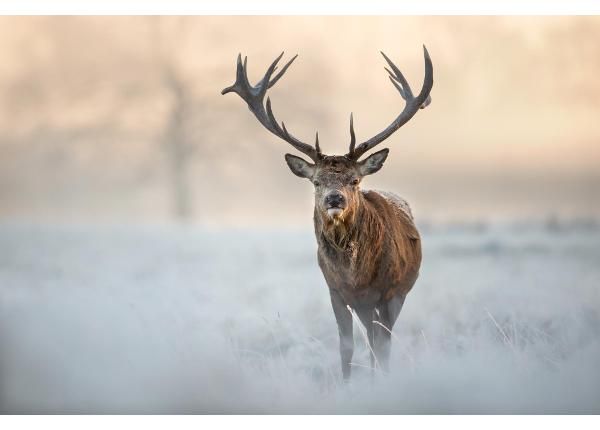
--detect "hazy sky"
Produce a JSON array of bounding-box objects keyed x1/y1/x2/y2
[{"x1": 0, "y1": 16, "x2": 599, "y2": 225}]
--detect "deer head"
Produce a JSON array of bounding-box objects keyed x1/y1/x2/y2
[{"x1": 221, "y1": 48, "x2": 433, "y2": 223}]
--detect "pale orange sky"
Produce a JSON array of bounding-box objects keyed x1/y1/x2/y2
[{"x1": 0, "y1": 16, "x2": 599, "y2": 225}]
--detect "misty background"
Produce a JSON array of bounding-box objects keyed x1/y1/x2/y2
[
  {"x1": 1, "y1": 16, "x2": 599, "y2": 225},
  {"x1": 1, "y1": 16, "x2": 600, "y2": 414}
]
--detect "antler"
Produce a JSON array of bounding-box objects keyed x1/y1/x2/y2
[
  {"x1": 347, "y1": 45, "x2": 433, "y2": 161},
  {"x1": 221, "y1": 52, "x2": 322, "y2": 162}
]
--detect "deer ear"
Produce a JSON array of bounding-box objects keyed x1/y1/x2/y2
[
  {"x1": 358, "y1": 148, "x2": 389, "y2": 176},
  {"x1": 285, "y1": 154, "x2": 315, "y2": 179}
]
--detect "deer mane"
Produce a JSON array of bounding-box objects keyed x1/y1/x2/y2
[{"x1": 316, "y1": 191, "x2": 421, "y2": 287}]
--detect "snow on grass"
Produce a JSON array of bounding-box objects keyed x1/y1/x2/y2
[{"x1": 0, "y1": 221, "x2": 599, "y2": 413}]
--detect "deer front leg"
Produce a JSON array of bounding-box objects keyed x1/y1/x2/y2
[{"x1": 329, "y1": 288, "x2": 353, "y2": 380}]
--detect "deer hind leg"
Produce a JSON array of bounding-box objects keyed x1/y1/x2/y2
[
  {"x1": 355, "y1": 307, "x2": 377, "y2": 375},
  {"x1": 329, "y1": 289, "x2": 353, "y2": 380},
  {"x1": 387, "y1": 293, "x2": 406, "y2": 328},
  {"x1": 374, "y1": 304, "x2": 392, "y2": 373},
  {"x1": 375, "y1": 293, "x2": 406, "y2": 373}
]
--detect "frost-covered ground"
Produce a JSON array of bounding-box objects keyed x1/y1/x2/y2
[{"x1": 1, "y1": 221, "x2": 599, "y2": 414}]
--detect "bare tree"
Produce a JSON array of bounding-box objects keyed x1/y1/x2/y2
[{"x1": 150, "y1": 17, "x2": 195, "y2": 221}]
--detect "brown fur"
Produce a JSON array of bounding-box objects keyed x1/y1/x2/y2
[{"x1": 315, "y1": 190, "x2": 421, "y2": 306}]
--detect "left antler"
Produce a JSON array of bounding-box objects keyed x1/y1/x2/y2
[{"x1": 221, "y1": 52, "x2": 322, "y2": 162}]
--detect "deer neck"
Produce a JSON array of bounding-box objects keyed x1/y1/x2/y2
[{"x1": 314, "y1": 192, "x2": 365, "y2": 256}]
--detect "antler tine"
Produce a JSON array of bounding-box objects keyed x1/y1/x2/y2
[
  {"x1": 348, "y1": 113, "x2": 356, "y2": 155},
  {"x1": 348, "y1": 45, "x2": 433, "y2": 160},
  {"x1": 269, "y1": 54, "x2": 298, "y2": 89},
  {"x1": 381, "y1": 51, "x2": 413, "y2": 99},
  {"x1": 315, "y1": 131, "x2": 322, "y2": 156},
  {"x1": 386, "y1": 73, "x2": 407, "y2": 100},
  {"x1": 257, "y1": 51, "x2": 284, "y2": 94},
  {"x1": 418, "y1": 45, "x2": 434, "y2": 106},
  {"x1": 222, "y1": 52, "x2": 320, "y2": 162},
  {"x1": 242, "y1": 56, "x2": 249, "y2": 87}
]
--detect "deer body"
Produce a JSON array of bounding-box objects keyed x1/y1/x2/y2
[
  {"x1": 310, "y1": 160, "x2": 422, "y2": 378},
  {"x1": 222, "y1": 47, "x2": 433, "y2": 379}
]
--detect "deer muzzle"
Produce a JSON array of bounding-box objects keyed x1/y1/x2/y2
[{"x1": 324, "y1": 191, "x2": 347, "y2": 219}]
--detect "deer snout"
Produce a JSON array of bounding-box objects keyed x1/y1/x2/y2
[
  {"x1": 324, "y1": 191, "x2": 347, "y2": 219},
  {"x1": 325, "y1": 191, "x2": 346, "y2": 209}
]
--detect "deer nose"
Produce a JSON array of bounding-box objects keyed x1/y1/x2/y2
[{"x1": 325, "y1": 192, "x2": 346, "y2": 209}]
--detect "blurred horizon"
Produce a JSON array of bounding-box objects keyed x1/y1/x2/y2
[{"x1": 1, "y1": 16, "x2": 599, "y2": 227}]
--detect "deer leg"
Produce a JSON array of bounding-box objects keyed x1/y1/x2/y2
[
  {"x1": 376, "y1": 294, "x2": 406, "y2": 373},
  {"x1": 374, "y1": 304, "x2": 392, "y2": 373},
  {"x1": 387, "y1": 293, "x2": 406, "y2": 328},
  {"x1": 355, "y1": 307, "x2": 377, "y2": 374},
  {"x1": 329, "y1": 289, "x2": 353, "y2": 380}
]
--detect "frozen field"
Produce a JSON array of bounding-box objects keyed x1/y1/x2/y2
[{"x1": 1, "y1": 221, "x2": 599, "y2": 414}]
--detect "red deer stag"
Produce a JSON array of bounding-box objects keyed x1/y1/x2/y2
[{"x1": 222, "y1": 47, "x2": 433, "y2": 379}]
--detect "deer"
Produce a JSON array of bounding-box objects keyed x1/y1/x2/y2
[{"x1": 222, "y1": 47, "x2": 433, "y2": 380}]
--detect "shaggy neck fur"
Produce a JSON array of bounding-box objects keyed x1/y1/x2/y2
[{"x1": 314, "y1": 191, "x2": 421, "y2": 287}]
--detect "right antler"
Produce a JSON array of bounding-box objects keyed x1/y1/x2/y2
[
  {"x1": 347, "y1": 46, "x2": 433, "y2": 161},
  {"x1": 221, "y1": 52, "x2": 322, "y2": 162}
]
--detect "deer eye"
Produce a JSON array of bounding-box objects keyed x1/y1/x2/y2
[{"x1": 313, "y1": 180, "x2": 321, "y2": 187}]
